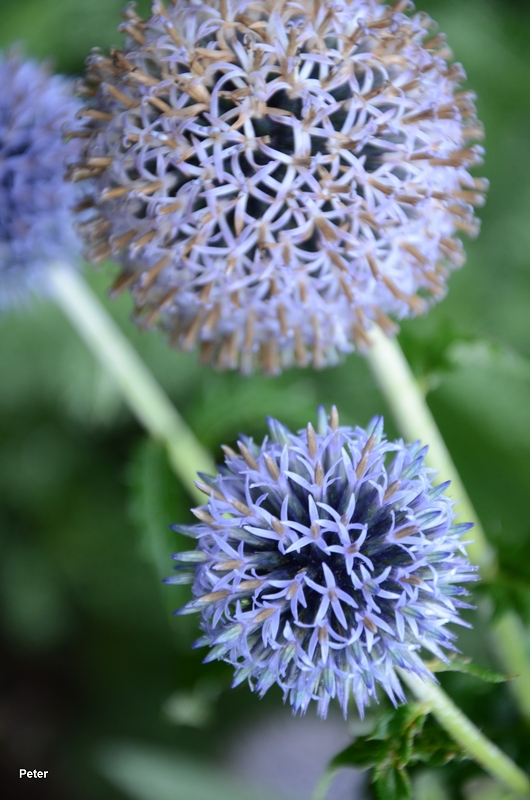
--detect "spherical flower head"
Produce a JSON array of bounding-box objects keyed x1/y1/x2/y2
[
  {"x1": 0, "y1": 51, "x2": 83, "y2": 307},
  {"x1": 74, "y1": 0, "x2": 487, "y2": 374},
  {"x1": 169, "y1": 408, "x2": 477, "y2": 718}
]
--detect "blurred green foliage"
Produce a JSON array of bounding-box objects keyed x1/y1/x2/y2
[
  {"x1": 1, "y1": 0, "x2": 530, "y2": 798},
  {"x1": 97, "y1": 741, "x2": 270, "y2": 800}
]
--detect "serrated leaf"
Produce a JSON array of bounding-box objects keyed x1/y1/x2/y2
[
  {"x1": 374, "y1": 766, "x2": 412, "y2": 800},
  {"x1": 370, "y1": 703, "x2": 426, "y2": 743},
  {"x1": 328, "y1": 701, "x2": 467, "y2": 798},
  {"x1": 426, "y1": 657, "x2": 513, "y2": 683},
  {"x1": 330, "y1": 705, "x2": 426, "y2": 776},
  {"x1": 410, "y1": 717, "x2": 467, "y2": 767},
  {"x1": 331, "y1": 738, "x2": 386, "y2": 770}
]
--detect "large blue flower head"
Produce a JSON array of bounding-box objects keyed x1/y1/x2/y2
[
  {"x1": 73, "y1": 0, "x2": 487, "y2": 375},
  {"x1": 170, "y1": 409, "x2": 476, "y2": 718},
  {"x1": 0, "y1": 51, "x2": 82, "y2": 307}
]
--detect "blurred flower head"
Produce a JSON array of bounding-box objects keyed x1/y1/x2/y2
[
  {"x1": 169, "y1": 408, "x2": 476, "y2": 718},
  {"x1": 73, "y1": 0, "x2": 486, "y2": 374},
  {"x1": 0, "y1": 51, "x2": 82, "y2": 307}
]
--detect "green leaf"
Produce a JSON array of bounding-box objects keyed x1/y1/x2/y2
[
  {"x1": 328, "y1": 702, "x2": 467, "y2": 799},
  {"x1": 426, "y1": 657, "x2": 513, "y2": 683},
  {"x1": 331, "y1": 738, "x2": 387, "y2": 770},
  {"x1": 370, "y1": 703, "x2": 426, "y2": 744},
  {"x1": 187, "y1": 375, "x2": 319, "y2": 448},
  {"x1": 127, "y1": 439, "x2": 194, "y2": 639},
  {"x1": 128, "y1": 439, "x2": 182, "y2": 583},
  {"x1": 374, "y1": 766, "x2": 412, "y2": 800},
  {"x1": 330, "y1": 705, "x2": 426, "y2": 775},
  {"x1": 410, "y1": 717, "x2": 467, "y2": 768}
]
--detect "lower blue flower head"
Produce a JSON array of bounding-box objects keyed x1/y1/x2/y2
[{"x1": 169, "y1": 408, "x2": 477, "y2": 718}]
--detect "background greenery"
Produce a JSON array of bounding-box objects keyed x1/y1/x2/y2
[{"x1": 1, "y1": 1, "x2": 530, "y2": 798}]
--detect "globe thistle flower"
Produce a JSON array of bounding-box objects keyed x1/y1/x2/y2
[
  {"x1": 168, "y1": 408, "x2": 476, "y2": 718},
  {"x1": 73, "y1": 0, "x2": 487, "y2": 374},
  {"x1": 0, "y1": 51, "x2": 82, "y2": 307}
]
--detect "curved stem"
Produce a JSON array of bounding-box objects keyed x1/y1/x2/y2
[
  {"x1": 366, "y1": 325, "x2": 530, "y2": 724},
  {"x1": 47, "y1": 263, "x2": 215, "y2": 504},
  {"x1": 400, "y1": 670, "x2": 530, "y2": 797}
]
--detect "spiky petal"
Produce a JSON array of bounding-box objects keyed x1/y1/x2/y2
[{"x1": 169, "y1": 408, "x2": 477, "y2": 718}]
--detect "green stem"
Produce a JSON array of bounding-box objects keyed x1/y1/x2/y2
[
  {"x1": 47, "y1": 263, "x2": 215, "y2": 504},
  {"x1": 366, "y1": 325, "x2": 495, "y2": 577},
  {"x1": 400, "y1": 670, "x2": 530, "y2": 797},
  {"x1": 366, "y1": 325, "x2": 530, "y2": 723}
]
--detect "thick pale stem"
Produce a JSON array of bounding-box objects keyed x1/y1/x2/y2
[
  {"x1": 366, "y1": 325, "x2": 495, "y2": 577},
  {"x1": 401, "y1": 670, "x2": 530, "y2": 797},
  {"x1": 366, "y1": 326, "x2": 530, "y2": 723},
  {"x1": 47, "y1": 264, "x2": 215, "y2": 504}
]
